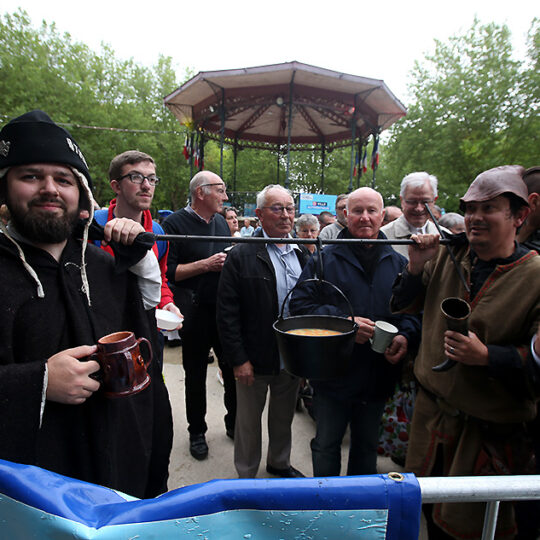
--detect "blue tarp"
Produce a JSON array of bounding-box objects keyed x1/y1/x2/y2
[{"x1": 0, "y1": 459, "x2": 421, "y2": 538}]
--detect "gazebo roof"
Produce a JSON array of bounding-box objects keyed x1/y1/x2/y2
[{"x1": 164, "y1": 61, "x2": 406, "y2": 150}]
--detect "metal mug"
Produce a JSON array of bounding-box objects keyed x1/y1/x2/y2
[{"x1": 432, "y1": 297, "x2": 471, "y2": 372}]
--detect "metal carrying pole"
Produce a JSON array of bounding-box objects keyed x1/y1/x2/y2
[{"x1": 153, "y1": 234, "x2": 452, "y2": 247}]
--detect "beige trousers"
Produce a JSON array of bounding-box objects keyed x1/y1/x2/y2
[{"x1": 234, "y1": 370, "x2": 300, "y2": 478}]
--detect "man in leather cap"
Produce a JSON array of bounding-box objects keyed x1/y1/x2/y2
[{"x1": 392, "y1": 165, "x2": 540, "y2": 539}]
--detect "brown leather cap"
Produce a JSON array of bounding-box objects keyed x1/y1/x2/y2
[{"x1": 460, "y1": 165, "x2": 529, "y2": 210}]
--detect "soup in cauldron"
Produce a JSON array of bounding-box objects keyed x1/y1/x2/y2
[{"x1": 286, "y1": 328, "x2": 343, "y2": 337}]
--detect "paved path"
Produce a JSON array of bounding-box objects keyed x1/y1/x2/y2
[
  {"x1": 163, "y1": 346, "x2": 427, "y2": 537},
  {"x1": 164, "y1": 346, "x2": 400, "y2": 487}
]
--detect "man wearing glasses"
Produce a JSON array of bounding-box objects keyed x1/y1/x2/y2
[
  {"x1": 217, "y1": 185, "x2": 308, "y2": 478},
  {"x1": 93, "y1": 151, "x2": 183, "y2": 367},
  {"x1": 162, "y1": 171, "x2": 236, "y2": 461},
  {"x1": 381, "y1": 171, "x2": 448, "y2": 259}
]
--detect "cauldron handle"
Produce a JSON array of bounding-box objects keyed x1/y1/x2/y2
[
  {"x1": 314, "y1": 236, "x2": 324, "y2": 281},
  {"x1": 278, "y1": 277, "x2": 356, "y2": 323}
]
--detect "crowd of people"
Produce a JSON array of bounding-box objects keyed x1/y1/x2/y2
[{"x1": 0, "y1": 109, "x2": 539, "y2": 539}]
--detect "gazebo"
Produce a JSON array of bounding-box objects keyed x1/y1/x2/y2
[{"x1": 164, "y1": 61, "x2": 406, "y2": 191}]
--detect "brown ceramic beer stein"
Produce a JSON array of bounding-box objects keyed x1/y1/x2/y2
[{"x1": 90, "y1": 331, "x2": 152, "y2": 398}]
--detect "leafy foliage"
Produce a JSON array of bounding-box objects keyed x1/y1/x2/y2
[
  {"x1": 381, "y1": 18, "x2": 539, "y2": 211},
  {"x1": 1, "y1": 11, "x2": 537, "y2": 215},
  {"x1": 0, "y1": 9, "x2": 192, "y2": 211}
]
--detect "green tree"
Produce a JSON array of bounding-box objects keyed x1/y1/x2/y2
[
  {"x1": 381, "y1": 18, "x2": 539, "y2": 211},
  {"x1": 0, "y1": 9, "x2": 192, "y2": 212},
  {"x1": 0, "y1": 9, "x2": 386, "y2": 209}
]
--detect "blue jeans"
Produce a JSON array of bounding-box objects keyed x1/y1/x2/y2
[{"x1": 311, "y1": 391, "x2": 385, "y2": 477}]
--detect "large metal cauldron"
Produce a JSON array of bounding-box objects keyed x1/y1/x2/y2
[{"x1": 273, "y1": 278, "x2": 358, "y2": 380}]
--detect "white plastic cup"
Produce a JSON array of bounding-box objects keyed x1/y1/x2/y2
[
  {"x1": 370, "y1": 321, "x2": 398, "y2": 353},
  {"x1": 155, "y1": 309, "x2": 184, "y2": 331}
]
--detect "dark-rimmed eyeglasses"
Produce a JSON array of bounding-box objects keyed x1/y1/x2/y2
[
  {"x1": 118, "y1": 172, "x2": 160, "y2": 186},
  {"x1": 263, "y1": 205, "x2": 296, "y2": 215},
  {"x1": 403, "y1": 199, "x2": 434, "y2": 207}
]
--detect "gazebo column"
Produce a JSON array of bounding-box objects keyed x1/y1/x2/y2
[
  {"x1": 356, "y1": 139, "x2": 362, "y2": 190},
  {"x1": 320, "y1": 143, "x2": 326, "y2": 192},
  {"x1": 348, "y1": 116, "x2": 357, "y2": 193},
  {"x1": 276, "y1": 146, "x2": 280, "y2": 183},
  {"x1": 371, "y1": 131, "x2": 380, "y2": 189},
  {"x1": 189, "y1": 132, "x2": 194, "y2": 179},
  {"x1": 233, "y1": 137, "x2": 238, "y2": 191},
  {"x1": 199, "y1": 131, "x2": 205, "y2": 172},
  {"x1": 219, "y1": 88, "x2": 225, "y2": 178},
  {"x1": 285, "y1": 72, "x2": 296, "y2": 190}
]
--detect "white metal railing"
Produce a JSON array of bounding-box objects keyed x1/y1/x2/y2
[{"x1": 417, "y1": 475, "x2": 540, "y2": 540}]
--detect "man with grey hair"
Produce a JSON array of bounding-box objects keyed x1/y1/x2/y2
[
  {"x1": 296, "y1": 213, "x2": 320, "y2": 253},
  {"x1": 438, "y1": 212, "x2": 465, "y2": 234},
  {"x1": 318, "y1": 194, "x2": 348, "y2": 240},
  {"x1": 217, "y1": 184, "x2": 309, "y2": 478},
  {"x1": 381, "y1": 171, "x2": 446, "y2": 259},
  {"x1": 163, "y1": 171, "x2": 236, "y2": 460},
  {"x1": 382, "y1": 205, "x2": 402, "y2": 226}
]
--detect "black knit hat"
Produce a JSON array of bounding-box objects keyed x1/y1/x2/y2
[{"x1": 0, "y1": 110, "x2": 92, "y2": 188}]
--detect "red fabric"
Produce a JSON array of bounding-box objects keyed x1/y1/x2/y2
[{"x1": 100, "y1": 200, "x2": 174, "y2": 309}]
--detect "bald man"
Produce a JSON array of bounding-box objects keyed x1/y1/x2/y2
[
  {"x1": 291, "y1": 187, "x2": 420, "y2": 477},
  {"x1": 162, "y1": 171, "x2": 236, "y2": 460}
]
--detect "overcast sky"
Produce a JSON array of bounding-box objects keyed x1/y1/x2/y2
[{"x1": 9, "y1": 0, "x2": 537, "y2": 103}]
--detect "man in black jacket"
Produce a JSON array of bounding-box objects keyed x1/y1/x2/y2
[
  {"x1": 217, "y1": 185, "x2": 308, "y2": 478},
  {"x1": 162, "y1": 171, "x2": 236, "y2": 460},
  {"x1": 0, "y1": 110, "x2": 173, "y2": 498}
]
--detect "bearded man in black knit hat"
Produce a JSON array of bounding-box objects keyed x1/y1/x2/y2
[{"x1": 0, "y1": 110, "x2": 173, "y2": 498}]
